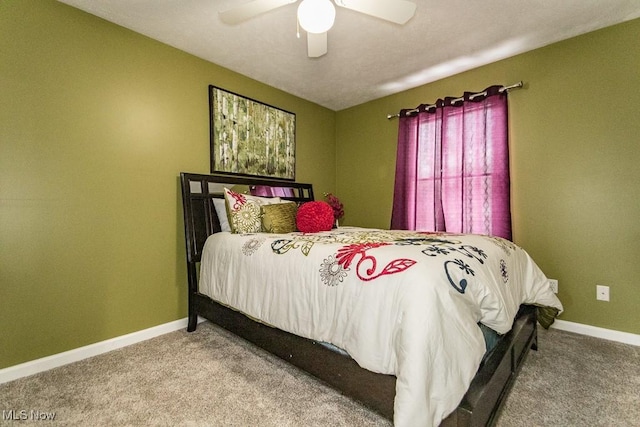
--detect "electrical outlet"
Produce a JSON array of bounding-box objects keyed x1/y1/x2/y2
[
  {"x1": 548, "y1": 279, "x2": 558, "y2": 294},
  {"x1": 596, "y1": 285, "x2": 610, "y2": 301}
]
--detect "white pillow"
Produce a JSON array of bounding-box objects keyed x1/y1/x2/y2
[{"x1": 213, "y1": 198, "x2": 231, "y2": 232}]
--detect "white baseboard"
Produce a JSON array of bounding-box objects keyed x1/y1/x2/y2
[
  {"x1": 551, "y1": 319, "x2": 640, "y2": 347},
  {"x1": 0, "y1": 316, "x2": 205, "y2": 385},
  {"x1": 2, "y1": 316, "x2": 637, "y2": 386}
]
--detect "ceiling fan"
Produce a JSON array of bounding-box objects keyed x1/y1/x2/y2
[{"x1": 219, "y1": 0, "x2": 417, "y2": 58}]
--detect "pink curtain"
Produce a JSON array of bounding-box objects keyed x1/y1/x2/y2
[
  {"x1": 391, "y1": 85, "x2": 511, "y2": 240},
  {"x1": 250, "y1": 185, "x2": 295, "y2": 197}
]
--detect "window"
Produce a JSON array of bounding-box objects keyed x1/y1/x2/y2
[{"x1": 391, "y1": 86, "x2": 512, "y2": 240}]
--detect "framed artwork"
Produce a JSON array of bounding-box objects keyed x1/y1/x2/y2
[{"x1": 209, "y1": 85, "x2": 296, "y2": 180}]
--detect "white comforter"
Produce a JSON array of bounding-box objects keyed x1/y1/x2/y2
[{"x1": 199, "y1": 227, "x2": 563, "y2": 426}]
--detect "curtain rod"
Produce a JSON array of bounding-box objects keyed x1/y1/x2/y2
[{"x1": 386, "y1": 81, "x2": 524, "y2": 120}]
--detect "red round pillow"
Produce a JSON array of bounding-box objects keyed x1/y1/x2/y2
[{"x1": 296, "y1": 201, "x2": 335, "y2": 233}]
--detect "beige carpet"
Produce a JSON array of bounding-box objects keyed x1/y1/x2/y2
[
  {"x1": 1, "y1": 322, "x2": 638, "y2": 426},
  {"x1": 495, "y1": 326, "x2": 640, "y2": 427}
]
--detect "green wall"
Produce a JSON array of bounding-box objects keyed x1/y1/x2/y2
[
  {"x1": 2, "y1": 0, "x2": 638, "y2": 371},
  {"x1": 336, "y1": 19, "x2": 640, "y2": 335},
  {"x1": 0, "y1": 0, "x2": 335, "y2": 368}
]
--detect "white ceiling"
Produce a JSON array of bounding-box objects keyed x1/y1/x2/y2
[{"x1": 58, "y1": 0, "x2": 640, "y2": 111}]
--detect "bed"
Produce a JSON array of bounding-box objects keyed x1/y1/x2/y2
[{"x1": 179, "y1": 172, "x2": 562, "y2": 426}]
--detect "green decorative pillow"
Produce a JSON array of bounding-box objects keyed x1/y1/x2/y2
[
  {"x1": 223, "y1": 187, "x2": 281, "y2": 233},
  {"x1": 261, "y1": 202, "x2": 298, "y2": 234},
  {"x1": 536, "y1": 305, "x2": 561, "y2": 329}
]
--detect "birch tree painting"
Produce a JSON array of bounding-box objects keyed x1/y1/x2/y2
[{"x1": 210, "y1": 86, "x2": 296, "y2": 180}]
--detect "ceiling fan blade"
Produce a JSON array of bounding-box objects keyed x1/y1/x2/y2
[
  {"x1": 335, "y1": 0, "x2": 416, "y2": 25},
  {"x1": 219, "y1": 0, "x2": 298, "y2": 25},
  {"x1": 307, "y1": 32, "x2": 328, "y2": 58}
]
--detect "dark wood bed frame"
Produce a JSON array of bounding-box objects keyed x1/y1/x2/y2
[{"x1": 180, "y1": 172, "x2": 538, "y2": 426}]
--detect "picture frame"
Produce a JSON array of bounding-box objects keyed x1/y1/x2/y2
[{"x1": 209, "y1": 85, "x2": 296, "y2": 180}]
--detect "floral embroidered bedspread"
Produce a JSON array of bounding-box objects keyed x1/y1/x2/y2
[{"x1": 199, "y1": 227, "x2": 563, "y2": 427}]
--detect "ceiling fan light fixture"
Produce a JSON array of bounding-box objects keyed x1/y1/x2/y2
[{"x1": 297, "y1": 0, "x2": 336, "y2": 34}]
